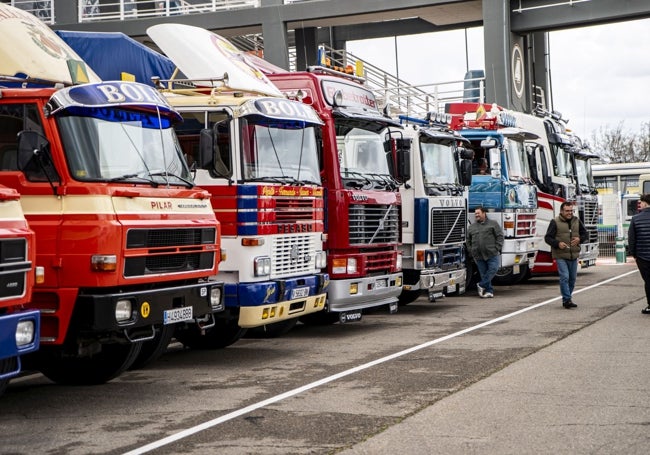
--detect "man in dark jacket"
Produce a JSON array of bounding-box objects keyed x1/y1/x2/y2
[
  {"x1": 467, "y1": 206, "x2": 504, "y2": 298},
  {"x1": 544, "y1": 202, "x2": 588, "y2": 308},
  {"x1": 627, "y1": 193, "x2": 650, "y2": 314}
]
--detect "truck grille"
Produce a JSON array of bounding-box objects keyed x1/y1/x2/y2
[
  {"x1": 274, "y1": 196, "x2": 319, "y2": 222},
  {"x1": 515, "y1": 212, "x2": 536, "y2": 237},
  {"x1": 578, "y1": 197, "x2": 599, "y2": 226},
  {"x1": 124, "y1": 228, "x2": 216, "y2": 277},
  {"x1": 431, "y1": 208, "x2": 466, "y2": 245},
  {"x1": 271, "y1": 234, "x2": 318, "y2": 279},
  {"x1": 348, "y1": 204, "x2": 400, "y2": 245},
  {"x1": 0, "y1": 238, "x2": 29, "y2": 300}
]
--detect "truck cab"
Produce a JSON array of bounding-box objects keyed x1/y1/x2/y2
[
  {"x1": 393, "y1": 115, "x2": 472, "y2": 304},
  {"x1": 0, "y1": 185, "x2": 40, "y2": 396},
  {"x1": 447, "y1": 103, "x2": 539, "y2": 284},
  {"x1": 269, "y1": 67, "x2": 404, "y2": 323}
]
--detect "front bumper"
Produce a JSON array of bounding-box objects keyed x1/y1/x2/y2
[{"x1": 326, "y1": 273, "x2": 402, "y2": 312}]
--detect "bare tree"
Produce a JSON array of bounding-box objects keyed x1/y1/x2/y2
[{"x1": 590, "y1": 121, "x2": 641, "y2": 163}]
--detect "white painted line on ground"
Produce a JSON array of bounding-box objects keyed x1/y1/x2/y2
[{"x1": 123, "y1": 268, "x2": 638, "y2": 455}]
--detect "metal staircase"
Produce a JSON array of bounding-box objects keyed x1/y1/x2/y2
[{"x1": 230, "y1": 34, "x2": 485, "y2": 118}]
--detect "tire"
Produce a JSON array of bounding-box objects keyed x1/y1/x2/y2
[
  {"x1": 175, "y1": 318, "x2": 246, "y2": 349},
  {"x1": 128, "y1": 325, "x2": 175, "y2": 370},
  {"x1": 37, "y1": 343, "x2": 141, "y2": 385},
  {"x1": 493, "y1": 264, "x2": 528, "y2": 285},
  {"x1": 465, "y1": 258, "x2": 479, "y2": 291},
  {"x1": 299, "y1": 311, "x2": 339, "y2": 326},
  {"x1": 245, "y1": 318, "x2": 299, "y2": 338},
  {"x1": 398, "y1": 289, "x2": 421, "y2": 305}
]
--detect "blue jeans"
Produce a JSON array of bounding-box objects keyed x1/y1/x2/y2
[
  {"x1": 476, "y1": 256, "x2": 499, "y2": 294},
  {"x1": 556, "y1": 258, "x2": 578, "y2": 303}
]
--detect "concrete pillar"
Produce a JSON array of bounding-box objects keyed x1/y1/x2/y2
[
  {"x1": 295, "y1": 27, "x2": 318, "y2": 71},
  {"x1": 260, "y1": 0, "x2": 289, "y2": 70}
]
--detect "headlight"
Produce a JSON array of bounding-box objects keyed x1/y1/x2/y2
[
  {"x1": 254, "y1": 256, "x2": 271, "y2": 276},
  {"x1": 347, "y1": 257, "x2": 357, "y2": 274},
  {"x1": 115, "y1": 299, "x2": 133, "y2": 322},
  {"x1": 396, "y1": 253, "x2": 403, "y2": 271},
  {"x1": 315, "y1": 251, "x2": 327, "y2": 269},
  {"x1": 15, "y1": 320, "x2": 35, "y2": 347}
]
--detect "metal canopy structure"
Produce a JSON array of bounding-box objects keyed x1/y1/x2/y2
[{"x1": 47, "y1": 0, "x2": 650, "y2": 114}]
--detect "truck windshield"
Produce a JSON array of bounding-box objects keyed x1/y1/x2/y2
[
  {"x1": 241, "y1": 119, "x2": 321, "y2": 185},
  {"x1": 550, "y1": 142, "x2": 573, "y2": 179},
  {"x1": 338, "y1": 128, "x2": 392, "y2": 180},
  {"x1": 503, "y1": 138, "x2": 531, "y2": 181},
  {"x1": 575, "y1": 158, "x2": 594, "y2": 190},
  {"x1": 58, "y1": 114, "x2": 191, "y2": 186},
  {"x1": 420, "y1": 140, "x2": 459, "y2": 185}
]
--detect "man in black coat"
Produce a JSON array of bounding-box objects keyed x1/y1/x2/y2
[{"x1": 628, "y1": 193, "x2": 650, "y2": 314}]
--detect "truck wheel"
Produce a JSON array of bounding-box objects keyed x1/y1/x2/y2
[
  {"x1": 245, "y1": 318, "x2": 299, "y2": 338},
  {"x1": 299, "y1": 312, "x2": 339, "y2": 326},
  {"x1": 128, "y1": 325, "x2": 175, "y2": 370},
  {"x1": 398, "y1": 290, "x2": 421, "y2": 305},
  {"x1": 175, "y1": 318, "x2": 246, "y2": 349},
  {"x1": 493, "y1": 265, "x2": 527, "y2": 285},
  {"x1": 36, "y1": 343, "x2": 141, "y2": 385}
]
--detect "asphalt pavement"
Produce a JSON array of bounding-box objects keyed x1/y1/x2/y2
[{"x1": 340, "y1": 260, "x2": 650, "y2": 455}]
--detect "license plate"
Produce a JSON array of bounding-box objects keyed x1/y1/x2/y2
[
  {"x1": 374, "y1": 279, "x2": 387, "y2": 290},
  {"x1": 513, "y1": 264, "x2": 520, "y2": 274},
  {"x1": 446, "y1": 284, "x2": 456, "y2": 293},
  {"x1": 388, "y1": 302, "x2": 398, "y2": 314},
  {"x1": 163, "y1": 306, "x2": 193, "y2": 325},
  {"x1": 339, "y1": 310, "x2": 362, "y2": 323},
  {"x1": 291, "y1": 286, "x2": 310, "y2": 299}
]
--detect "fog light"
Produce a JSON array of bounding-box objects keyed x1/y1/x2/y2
[
  {"x1": 396, "y1": 276, "x2": 402, "y2": 287},
  {"x1": 350, "y1": 283, "x2": 358, "y2": 295},
  {"x1": 210, "y1": 286, "x2": 222, "y2": 310},
  {"x1": 262, "y1": 308, "x2": 269, "y2": 319},
  {"x1": 115, "y1": 299, "x2": 133, "y2": 322},
  {"x1": 15, "y1": 320, "x2": 35, "y2": 347}
]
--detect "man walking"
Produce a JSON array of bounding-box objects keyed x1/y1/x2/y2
[
  {"x1": 627, "y1": 194, "x2": 650, "y2": 314},
  {"x1": 467, "y1": 206, "x2": 504, "y2": 298},
  {"x1": 544, "y1": 202, "x2": 588, "y2": 309}
]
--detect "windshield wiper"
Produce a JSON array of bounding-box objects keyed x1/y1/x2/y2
[
  {"x1": 109, "y1": 173, "x2": 159, "y2": 187},
  {"x1": 148, "y1": 170, "x2": 194, "y2": 188},
  {"x1": 342, "y1": 170, "x2": 372, "y2": 188}
]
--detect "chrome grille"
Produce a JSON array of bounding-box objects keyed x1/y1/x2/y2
[
  {"x1": 515, "y1": 212, "x2": 536, "y2": 237},
  {"x1": 578, "y1": 197, "x2": 599, "y2": 226},
  {"x1": 271, "y1": 234, "x2": 318, "y2": 279},
  {"x1": 430, "y1": 208, "x2": 466, "y2": 245},
  {"x1": 0, "y1": 238, "x2": 29, "y2": 300},
  {"x1": 348, "y1": 204, "x2": 400, "y2": 245}
]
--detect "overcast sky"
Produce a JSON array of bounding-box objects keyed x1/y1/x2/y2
[{"x1": 346, "y1": 17, "x2": 650, "y2": 142}]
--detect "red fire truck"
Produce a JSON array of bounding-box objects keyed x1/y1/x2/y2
[
  {"x1": 0, "y1": 5, "x2": 223, "y2": 384},
  {"x1": 0, "y1": 185, "x2": 40, "y2": 396},
  {"x1": 269, "y1": 67, "x2": 404, "y2": 323}
]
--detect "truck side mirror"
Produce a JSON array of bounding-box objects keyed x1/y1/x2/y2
[
  {"x1": 199, "y1": 128, "x2": 214, "y2": 169},
  {"x1": 396, "y1": 138, "x2": 411, "y2": 183},
  {"x1": 458, "y1": 147, "x2": 474, "y2": 160},
  {"x1": 17, "y1": 130, "x2": 59, "y2": 185},
  {"x1": 460, "y1": 159, "x2": 473, "y2": 186}
]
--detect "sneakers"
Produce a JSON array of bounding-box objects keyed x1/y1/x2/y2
[
  {"x1": 477, "y1": 284, "x2": 485, "y2": 298},
  {"x1": 484, "y1": 292, "x2": 494, "y2": 298},
  {"x1": 642, "y1": 306, "x2": 650, "y2": 314},
  {"x1": 563, "y1": 300, "x2": 577, "y2": 309}
]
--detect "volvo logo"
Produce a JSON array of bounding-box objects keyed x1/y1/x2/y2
[{"x1": 351, "y1": 194, "x2": 368, "y2": 202}]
